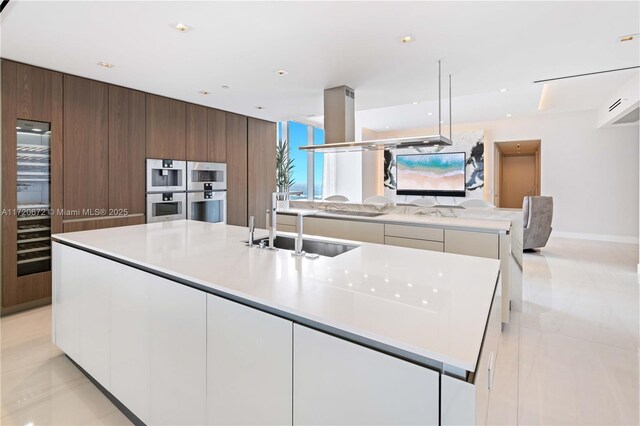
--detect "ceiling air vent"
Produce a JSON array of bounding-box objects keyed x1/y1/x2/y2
[{"x1": 609, "y1": 98, "x2": 622, "y2": 112}]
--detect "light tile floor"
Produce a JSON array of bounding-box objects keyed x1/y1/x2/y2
[{"x1": 1, "y1": 237, "x2": 638, "y2": 425}]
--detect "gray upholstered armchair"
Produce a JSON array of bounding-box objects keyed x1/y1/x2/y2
[{"x1": 523, "y1": 196, "x2": 553, "y2": 250}]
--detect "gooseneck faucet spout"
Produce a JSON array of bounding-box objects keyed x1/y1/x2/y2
[
  {"x1": 248, "y1": 216, "x2": 255, "y2": 247},
  {"x1": 294, "y1": 213, "x2": 305, "y2": 256},
  {"x1": 270, "y1": 191, "x2": 303, "y2": 250}
]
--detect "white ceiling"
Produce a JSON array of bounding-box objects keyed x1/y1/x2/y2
[{"x1": 1, "y1": 1, "x2": 638, "y2": 128}]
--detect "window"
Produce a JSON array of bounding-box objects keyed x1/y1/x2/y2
[
  {"x1": 287, "y1": 121, "x2": 308, "y2": 200},
  {"x1": 279, "y1": 121, "x2": 324, "y2": 200}
]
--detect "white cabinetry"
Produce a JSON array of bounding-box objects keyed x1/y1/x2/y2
[
  {"x1": 149, "y1": 280, "x2": 207, "y2": 426},
  {"x1": 52, "y1": 243, "x2": 109, "y2": 386},
  {"x1": 441, "y1": 277, "x2": 502, "y2": 426},
  {"x1": 110, "y1": 264, "x2": 151, "y2": 423},
  {"x1": 207, "y1": 295, "x2": 292, "y2": 425},
  {"x1": 444, "y1": 229, "x2": 499, "y2": 259},
  {"x1": 304, "y1": 216, "x2": 385, "y2": 243},
  {"x1": 293, "y1": 324, "x2": 439, "y2": 425},
  {"x1": 53, "y1": 242, "x2": 207, "y2": 425}
]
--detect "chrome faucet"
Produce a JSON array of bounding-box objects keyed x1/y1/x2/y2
[
  {"x1": 294, "y1": 213, "x2": 305, "y2": 256},
  {"x1": 270, "y1": 191, "x2": 302, "y2": 250},
  {"x1": 248, "y1": 215, "x2": 255, "y2": 247}
]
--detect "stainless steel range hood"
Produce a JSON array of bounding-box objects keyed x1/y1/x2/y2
[{"x1": 300, "y1": 60, "x2": 453, "y2": 153}]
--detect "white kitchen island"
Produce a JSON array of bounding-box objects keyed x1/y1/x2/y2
[{"x1": 52, "y1": 220, "x2": 502, "y2": 425}]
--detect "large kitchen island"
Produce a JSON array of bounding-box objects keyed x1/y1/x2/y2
[{"x1": 52, "y1": 220, "x2": 502, "y2": 425}]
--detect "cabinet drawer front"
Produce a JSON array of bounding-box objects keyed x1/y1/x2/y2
[
  {"x1": 278, "y1": 224, "x2": 297, "y2": 233},
  {"x1": 384, "y1": 236, "x2": 444, "y2": 252},
  {"x1": 294, "y1": 325, "x2": 439, "y2": 425},
  {"x1": 304, "y1": 217, "x2": 384, "y2": 244},
  {"x1": 445, "y1": 230, "x2": 499, "y2": 259},
  {"x1": 385, "y1": 224, "x2": 444, "y2": 241},
  {"x1": 207, "y1": 295, "x2": 292, "y2": 425},
  {"x1": 276, "y1": 213, "x2": 297, "y2": 226}
]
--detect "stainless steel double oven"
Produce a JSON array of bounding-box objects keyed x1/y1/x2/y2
[
  {"x1": 186, "y1": 162, "x2": 227, "y2": 224},
  {"x1": 145, "y1": 159, "x2": 227, "y2": 224},
  {"x1": 146, "y1": 159, "x2": 187, "y2": 223}
]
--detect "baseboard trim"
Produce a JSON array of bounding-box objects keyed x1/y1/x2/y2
[{"x1": 552, "y1": 231, "x2": 639, "y2": 244}]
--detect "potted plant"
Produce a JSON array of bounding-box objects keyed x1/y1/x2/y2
[{"x1": 276, "y1": 138, "x2": 295, "y2": 210}]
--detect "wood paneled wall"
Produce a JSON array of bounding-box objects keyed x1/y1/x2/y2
[
  {"x1": 2, "y1": 61, "x2": 63, "y2": 309},
  {"x1": 108, "y1": 86, "x2": 146, "y2": 214},
  {"x1": 1, "y1": 59, "x2": 277, "y2": 312},
  {"x1": 248, "y1": 118, "x2": 277, "y2": 229},
  {"x1": 226, "y1": 113, "x2": 249, "y2": 226},
  {"x1": 63, "y1": 75, "x2": 109, "y2": 219}
]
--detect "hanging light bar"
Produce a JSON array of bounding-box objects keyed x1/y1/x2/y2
[{"x1": 300, "y1": 60, "x2": 453, "y2": 153}]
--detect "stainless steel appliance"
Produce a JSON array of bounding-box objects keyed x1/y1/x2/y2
[
  {"x1": 186, "y1": 161, "x2": 227, "y2": 224},
  {"x1": 146, "y1": 192, "x2": 186, "y2": 223},
  {"x1": 146, "y1": 159, "x2": 186, "y2": 193},
  {"x1": 187, "y1": 161, "x2": 226, "y2": 192},
  {"x1": 187, "y1": 190, "x2": 226, "y2": 223}
]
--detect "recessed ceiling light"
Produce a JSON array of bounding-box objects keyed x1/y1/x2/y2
[
  {"x1": 422, "y1": 300, "x2": 428, "y2": 305},
  {"x1": 385, "y1": 126, "x2": 390, "y2": 129},
  {"x1": 427, "y1": 112, "x2": 433, "y2": 116},
  {"x1": 97, "y1": 62, "x2": 113, "y2": 68},
  {"x1": 275, "y1": 69, "x2": 288, "y2": 76},
  {"x1": 506, "y1": 114, "x2": 512, "y2": 117},
  {"x1": 412, "y1": 101, "x2": 419, "y2": 105},
  {"x1": 499, "y1": 88, "x2": 509, "y2": 93},
  {"x1": 221, "y1": 85, "x2": 229, "y2": 89},
  {"x1": 440, "y1": 120, "x2": 444, "y2": 124},
  {"x1": 199, "y1": 90, "x2": 210, "y2": 95},
  {"x1": 400, "y1": 35, "x2": 414, "y2": 43},
  {"x1": 32, "y1": 128, "x2": 42, "y2": 132},
  {"x1": 175, "y1": 23, "x2": 190, "y2": 32},
  {"x1": 255, "y1": 106, "x2": 264, "y2": 110}
]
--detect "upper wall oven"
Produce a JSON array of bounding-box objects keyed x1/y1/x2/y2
[
  {"x1": 187, "y1": 162, "x2": 227, "y2": 192},
  {"x1": 146, "y1": 159, "x2": 186, "y2": 193}
]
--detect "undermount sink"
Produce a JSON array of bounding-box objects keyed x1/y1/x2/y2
[
  {"x1": 252, "y1": 235, "x2": 358, "y2": 258},
  {"x1": 321, "y1": 210, "x2": 384, "y2": 218}
]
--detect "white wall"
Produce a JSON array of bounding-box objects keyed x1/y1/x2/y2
[{"x1": 357, "y1": 109, "x2": 639, "y2": 242}]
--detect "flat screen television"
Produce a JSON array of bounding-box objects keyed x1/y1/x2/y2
[{"x1": 396, "y1": 152, "x2": 467, "y2": 197}]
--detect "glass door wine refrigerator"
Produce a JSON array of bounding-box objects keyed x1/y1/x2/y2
[{"x1": 15, "y1": 119, "x2": 52, "y2": 276}]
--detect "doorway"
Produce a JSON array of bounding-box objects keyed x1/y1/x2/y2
[{"x1": 495, "y1": 140, "x2": 541, "y2": 208}]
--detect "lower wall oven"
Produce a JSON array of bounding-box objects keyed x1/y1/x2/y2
[
  {"x1": 146, "y1": 192, "x2": 186, "y2": 223},
  {"x1": 187, "y1": 191, "x2": 226, "y2": 224}
]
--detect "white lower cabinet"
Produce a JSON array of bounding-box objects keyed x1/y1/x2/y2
[
  {"x1": 206, "y1": 295, "x2": 292, "y2": 425},
  {"x1": 293, "y1": 324, "x2": 439, "y2": 425},
  {"x1": 53, "y1": 242, "x2": 207, "y2": 426},
  {"x1": 110, "y1": 265, "x2": 151, "y2": 423},
  {"x1": 149, "y1": 279, "x2": 207, "y2": 426},
  {"x1": 444, "y1": 229, "x2": 499, "y2": 259},
  {"x1": 53, "y1": 243, "x2": 110, "y2": 386}
]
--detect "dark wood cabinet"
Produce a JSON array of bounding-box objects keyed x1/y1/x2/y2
[
  {"x1": 208, "y1": 108, "x2": 227, "y2": 163},
  {"x1": 63, "y1": 75, "x2": 109, "y2": 219},
  {"x1": 248, "y1": 118, "x2": 276, "y2": 229},
  {"x1": 109, "y1": 85, "x2": 146, "y2": 215},
  {"x1": 1, "y1": 60, "x2": 274, "y2": 314},
  {"x1": 146, "y1": 94, "x2": 186, "y2": 160},
  {"x1": 186, "y1": 103, "x2": 208, "y2": 161},
  {"x1": 226, "y1": 113, "x2": 248, "y2": 226},
  {"x1": 2, "y1": 60, "x2": 63, "y2": 312}
]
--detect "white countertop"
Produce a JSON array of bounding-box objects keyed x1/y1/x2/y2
[
  {"x1": 53, "y1": 220, "x2": 500, "y2": 373},
  {"x1": 278, "y1": 207, "x2": 512, "y2": 234}
]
